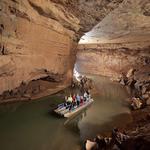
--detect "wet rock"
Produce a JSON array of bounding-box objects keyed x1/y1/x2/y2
[
  {"x1": 142, "y1": 83, "x2": 150, "y2": 94},
  {"x1": 142, "y1": 93, "x2": 149, "y2": 100},
  {"x1": 85, "y1": 140, "x2": 97, "y2": 150},
  {"x1": 146, "y1": 98, "x2": 150, "y2": 105},
  {"x1": 110, "y1": 76, "x2": 121, "y2": 82},
  {"x1": 142, "y1": 86, "x2": 147, "y2": 95},
  {"x1": 126, "y1": 68, "x2": 135, "y2": 78},
  {"x1": 72, "y1": 76, "x2": 94, "y2": 92},
  {"x1": 120, "y1": 79, "x2": 126, "y2": 86},
  {"x1": 127, "y1": 78, "x2": 137, "y2": 88},
  {"x1": 120, "y1": 74, "x2": 128, "y2": 86},
  {"x1": 134, "y1": 81, "x2": 143, "y2": 92},
  {"x1": 121, "y1": 136, "x2": 150, "y2": 150}
]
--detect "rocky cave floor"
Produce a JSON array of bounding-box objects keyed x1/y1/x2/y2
[
  {"x1": 102, "y1": 64, "x2": 150, "y2": 150},
  {"x1": 115, "y1": 105, "x2": 150, "y2": 150}
]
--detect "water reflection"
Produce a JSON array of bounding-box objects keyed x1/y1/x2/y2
[
  {"x1": 0, "y1": 75, "x2": 132, "y2": 150},
  {"x1": 64, "y1": 107, "x2": 88, "y2": 126},
  {"x1": 64, "y1": 76, "x2": 132, "y2": 141}
]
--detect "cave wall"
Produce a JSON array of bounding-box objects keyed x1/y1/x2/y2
[
  {"x1": 76, "y1": 0, "x2": 150, "y2": 80},
  {"x1": 80, "y1": 0, "x2": 150, "y2": 44},
  {"x1": 0, "y1": 0, "x2": 123, "y2": 101},
  {"x1": 76, "y1": 42, "x2": 150, "y2": 80},
  {"x1": 0, "y1": 0, "x2": 78, "y2": 95}
]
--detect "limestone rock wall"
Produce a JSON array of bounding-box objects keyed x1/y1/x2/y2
[
  {"x1": 76, "y1": 42, "x2": 150, "y2": 79},
  {"x1": 80, "y1": 0, "x2": 150, "y2": 44},
  {"x1": 0, "y1": 0, "x2": 78, "y2": 95},
  {"x1": 0, "y1": 0, "x2": 122, "y2": 100}
]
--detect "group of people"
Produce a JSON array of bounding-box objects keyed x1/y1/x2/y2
[
  {"x1": 85, "y1": 128, "x2": 130, "y2": 150},
  {"x1": 64, "y1": 91, "x2": 91, "y2": 110}
]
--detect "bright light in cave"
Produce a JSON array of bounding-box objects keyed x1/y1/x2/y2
[
  {"x1": 79, "y1": 33, "x2": 105, "y2": 44},
  {"x1": 79, "y1": 32, "x2": 95, "y2": 44},
  {"x1": 73, "y1": 67, "x2": 81, "y2": 81}
]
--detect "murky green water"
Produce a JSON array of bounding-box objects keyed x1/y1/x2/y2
[{"x1": 0, "y1": 76, "x2": 132, "y2": 150}]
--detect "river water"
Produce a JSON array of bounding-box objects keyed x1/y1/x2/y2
[{"x1": 0, "y1": 76, "x2": 132, "y2": 150}]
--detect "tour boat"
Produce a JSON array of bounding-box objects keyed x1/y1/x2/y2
[{"x1": 54, "y1": 98, "x2": 94, "y2": 118}]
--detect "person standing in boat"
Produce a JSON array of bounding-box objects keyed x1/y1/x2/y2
[
  {"x1": 67, "y1": 94, "x2": 73, "y2": 110},
  {"x1": 65, "y1": 96, "x2": 68, "y2": 102},
  {"x1": 84, "y1": 91, "x2": 88, "y2": 101},
  {"x1": 76, "y1": 93, "x2": 80, "y2": 106},
  {"x1": 72, "y1": 94, "x2": 76, "y2": 107},
  {"x1": 87, "y1": 90, "x2": 91, "y2": 101},
  {"x1": 80, "y1": 95, "x2": 84, "y2": 105},
  {"x1": 67, "y1": 94, "x2": 73, "y2": 102},
  {"x1": 64, "y1": 96, "x2": 68, "y2": 108}
]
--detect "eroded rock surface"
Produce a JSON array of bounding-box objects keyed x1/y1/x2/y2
[
  {"x1": 76, "y1": 42, "x2": 150, "y2": 78},
  {"x1": 80, "y1": 0, "x2": 150, "y2": 43},
  {"x1": 0, "y1": 0, "x2": 77, "y2": 99},
  {"x1": 0, "y1": 0, "x2": 123, "y2": 102},
  {"x1": 0, "y1": 0, "x2": 149, "y2": 103}
]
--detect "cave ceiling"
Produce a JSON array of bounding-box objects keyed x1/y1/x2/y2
[{"x1": 79, "y1": 0, "x2": 150, "y2": 44}]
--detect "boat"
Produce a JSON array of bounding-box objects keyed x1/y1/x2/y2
[{"x1": 54, "y1": 98, "x2": 94, "y2": 118}]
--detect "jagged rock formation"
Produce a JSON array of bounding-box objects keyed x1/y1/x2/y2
[
  {"x1": 76, "y1": 42, "x2": 150, "y2": 103},
  {"x1": 0, "y1": 0, "x2": 123, "y2": 102}
]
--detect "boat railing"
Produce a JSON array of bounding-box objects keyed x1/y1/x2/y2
[{"x1": 57, "y1": 103, "x2": 65, "y2": 109}]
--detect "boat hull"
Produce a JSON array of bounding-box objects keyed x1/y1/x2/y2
[{"x1": 54, "y1": 99, "x2": 94, "y2": 118}]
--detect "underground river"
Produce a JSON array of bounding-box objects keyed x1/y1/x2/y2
[{"x1": 0, "y1": 76, "x2": 132, "y2": 150}]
